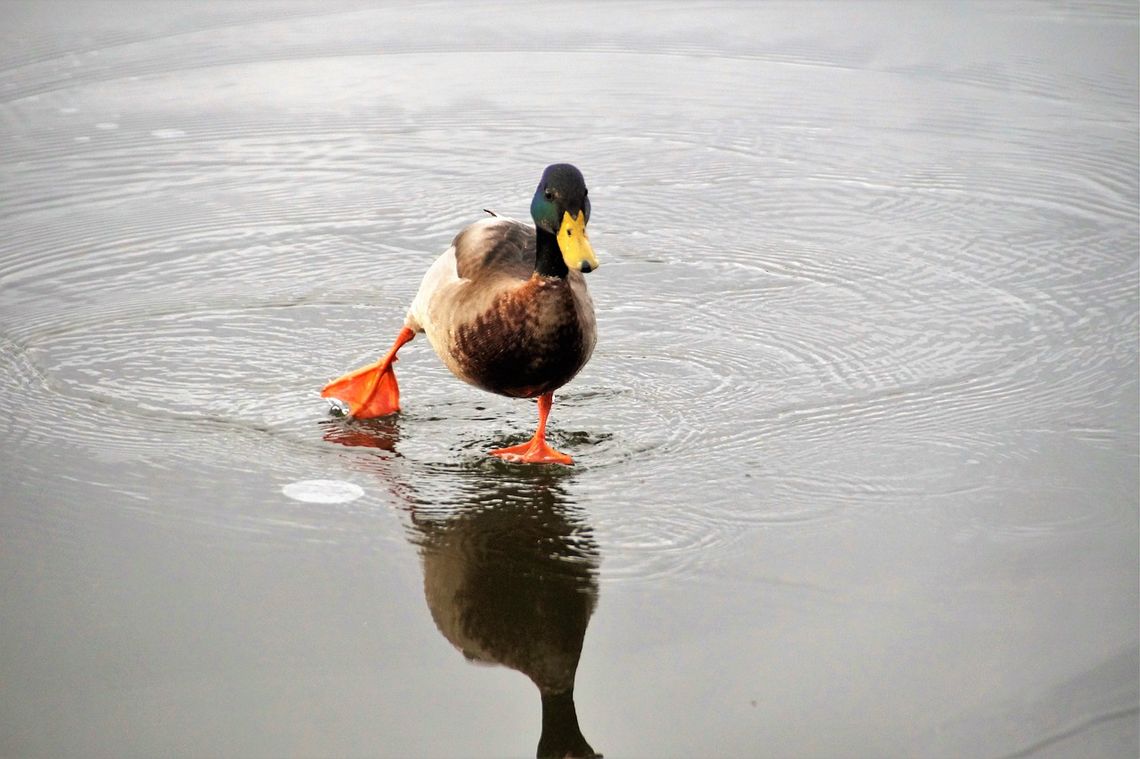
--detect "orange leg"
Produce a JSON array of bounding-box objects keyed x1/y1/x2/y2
[
  {"x1": 321, "y1": 326, "x2": 415, "y2": 418},
  {"x1": 490, "y1": 392, "x2": 573, "y2": 465}
]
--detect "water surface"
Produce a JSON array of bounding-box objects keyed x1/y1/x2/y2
[{"x1": 1, "y1": 2, "x2": 1137, "y2": 757}]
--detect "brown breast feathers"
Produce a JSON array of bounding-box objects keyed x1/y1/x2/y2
[{"x1": 452, "y1": 274, "x2": 592, "y2": 398}]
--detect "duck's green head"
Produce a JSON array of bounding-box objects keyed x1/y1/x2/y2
[{"x1": 530, "y1": 163, "x2": 599, "y2": 274}]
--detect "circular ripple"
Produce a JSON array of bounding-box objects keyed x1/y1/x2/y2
[{"x1": 1, "y1": 7, "x2": 1135, "y2": 587}]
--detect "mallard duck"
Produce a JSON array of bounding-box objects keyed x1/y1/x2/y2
[{"x1": 321, "y1": 163, "x2": 599, "y2": 465}]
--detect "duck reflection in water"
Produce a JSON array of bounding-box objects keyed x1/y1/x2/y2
[
  {"x1": 323, "y1": 420, "x2": 601, "y2": 758},
  {"x1": 414, "y1": 471, "x2": 601, "y2": 758}
]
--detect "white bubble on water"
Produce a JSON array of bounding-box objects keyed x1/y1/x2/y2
[{"x1": 282, "y1": 479, "x2": 364, "y2": 504}]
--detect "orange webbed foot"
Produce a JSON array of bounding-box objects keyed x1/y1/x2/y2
[
  {"x1": 321, "y1": 358, "x2": 401, "y2": 418},
  {"x1": 489, "y1": 435, "x2": 574, "y2": 465},
  {"x1": 489, "y1": 391, "x2": 573, "y2": 464},
  {"x1": 321, "y1": 327, "x2": 414, "y2": 419}
]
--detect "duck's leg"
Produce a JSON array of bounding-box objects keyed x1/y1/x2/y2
[
  {"x1": 321, "y1": 326, "x2": 415, "y2": 418},
  {"x1": 490, "y1": 392, "x2": 573, "y2": 465}
]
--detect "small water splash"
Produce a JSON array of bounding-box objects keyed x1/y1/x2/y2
[{"x1": 326, "y1": 397, "x2": 350, "y2": 418}]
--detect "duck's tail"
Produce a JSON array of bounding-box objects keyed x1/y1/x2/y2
[{"x1": 321, "y1": 327, "x2": 415, "y2": 418}]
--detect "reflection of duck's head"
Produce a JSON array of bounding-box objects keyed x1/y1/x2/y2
[{"x1": 412, "y1": 468, "x2": 601, "y2": 759}]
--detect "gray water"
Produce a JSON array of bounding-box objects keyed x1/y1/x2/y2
[{"x1": 2, "y1": 2, "x2": 1138, "y2": 757}]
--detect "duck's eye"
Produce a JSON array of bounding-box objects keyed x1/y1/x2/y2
[{"x1": 544, "y1": 189, "x2": 554, "y2": 201}]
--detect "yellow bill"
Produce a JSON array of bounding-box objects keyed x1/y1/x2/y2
[{"x1": 556, "y1": 211, "x2": 599, "y2": 273}]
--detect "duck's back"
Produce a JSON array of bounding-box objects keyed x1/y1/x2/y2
[
  {"x1": 454, "y1": 217, "x2": 536, "y2": 282},
  {"x1": 407, "y1": 218, "x2": 596, "y2": 399}
]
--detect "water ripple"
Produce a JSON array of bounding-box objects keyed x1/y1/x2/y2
[{"x1": 1, "y1": 4, "x2": 1135, "y2": 583}]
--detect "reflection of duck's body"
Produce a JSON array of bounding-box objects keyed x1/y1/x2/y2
[
  {"x1": 322, "y1": 164, "x2": 599, "y2": 465},
  {"x1": 415, "y1": 485, "x2": 601, "y2": 759}
]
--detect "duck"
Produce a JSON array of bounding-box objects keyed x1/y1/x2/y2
[{"x1": 321, "y1": 163, "x2": 599, "y2": 465}]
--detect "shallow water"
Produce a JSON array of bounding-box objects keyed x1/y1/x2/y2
[{"x1": 1, "y1": 2, "x2": 1137, "y2": 757}]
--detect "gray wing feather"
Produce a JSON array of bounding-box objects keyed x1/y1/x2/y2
[{"x1": 453, "y1": 218, "x2": 535, "y2": 281}]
